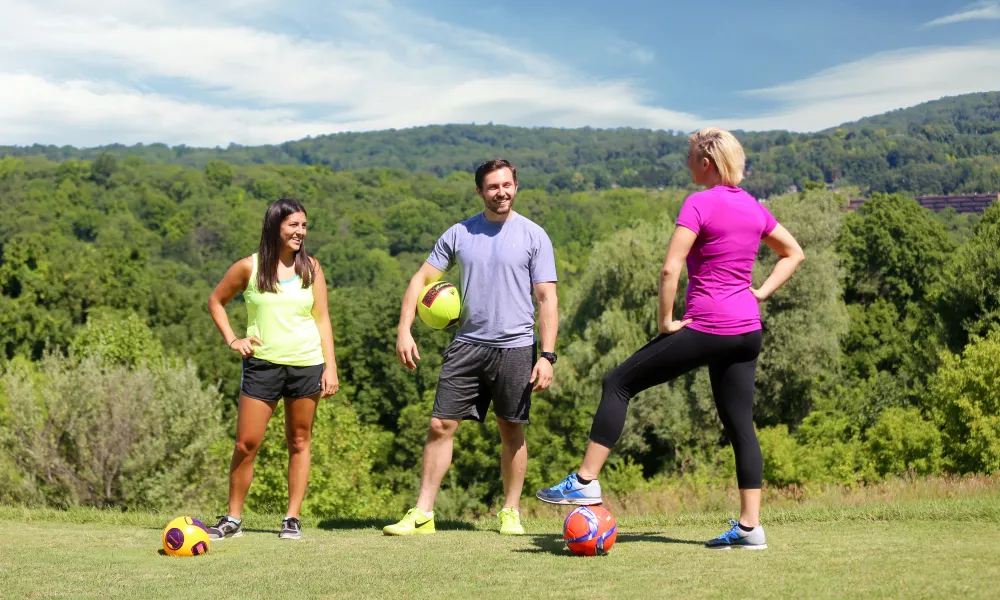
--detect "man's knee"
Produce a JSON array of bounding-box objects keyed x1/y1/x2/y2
[
  {"x1": 428, "y1": 417, "x2": 460, "y2": 441},
  {"x1": 496, "y1": 418, "x2": 525, "y2": 445}
]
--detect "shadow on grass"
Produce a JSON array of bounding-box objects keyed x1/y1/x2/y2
[
  {"x1": 616, "y1": 533, "x2": 705, "y2": 546},
  {"x1": 146, "y1": 518, "x2": 478, "y2": 532},
  {"x1": 514, "y1": 535, "x2": 569, "y2": 555},
  {"x1": 316, "y1": 518, "x2": 477, "y2": 531},
  {"x1": 515, "y1": 533, "x2": 705, "y2": 555},
  {"x1": 242, "y1": 527, "x2": 280, "y2": 535},
  {"x1": 145, "y1": 526, "x2": 280, "y2": 535}
]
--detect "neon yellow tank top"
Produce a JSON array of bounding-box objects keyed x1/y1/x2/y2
[{"x1": 244, "y1": 253, "x2": 325, "y2": 367}]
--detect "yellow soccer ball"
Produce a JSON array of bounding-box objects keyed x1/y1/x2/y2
[
  {"x1": 162, "y1": 516, "x2": 211, "y2": 557},
  {"x1": 417, "y1": 282, "x2": 461, "y2": 329}
]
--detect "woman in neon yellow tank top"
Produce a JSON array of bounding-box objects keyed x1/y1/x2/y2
[{"x1": 207, "y1": 198, "x2": 339, "y2": 541}]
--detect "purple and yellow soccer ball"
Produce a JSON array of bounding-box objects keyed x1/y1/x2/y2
[{"x1": 162, "y1": 516, "x2": 211, "y2": 557}]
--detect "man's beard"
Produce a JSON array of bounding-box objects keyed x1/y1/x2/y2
[{"x1": 489, "y1": 195, "x2": 513, "y2": 212}]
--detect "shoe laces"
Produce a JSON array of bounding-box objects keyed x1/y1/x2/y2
[
  {"x1": 717, "y1": 520, "x2": 741, "y2": 541},
  {"x1": 215, "y1": 515, "x2": 237, "y2": 528},
  {"x1": 403, "y1": 507, "x2": 424, "y2": 523}
]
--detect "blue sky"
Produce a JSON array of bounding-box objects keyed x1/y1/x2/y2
[{"x1": 1, "y1": 0, "x2": 998, "y2": 147}]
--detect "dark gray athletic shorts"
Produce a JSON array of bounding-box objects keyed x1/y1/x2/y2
[
  {"x1": 433, "y1": 341, "x2": 536, "y2": 424},
  {"x1": 241, "y1": 356, "x2": 323, "y2": 402}
]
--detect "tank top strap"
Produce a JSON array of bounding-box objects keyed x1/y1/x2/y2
[
  {"x1": 247, "y1": 253, "x2": 259, "y2": 293},
  {"x1": 242, "y1": 251, "x2": 323, "y2": 366}
]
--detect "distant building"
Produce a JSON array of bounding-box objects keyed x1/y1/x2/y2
[
  {"x1": 847, "y1": 193, "x2": 998, "y2": 214},
  {"x1": 847, "y1": 198, "x2": 865, "y2": 211},
  {"x1": 914, "y1": 194, "x2": 998, "y2": 214}
]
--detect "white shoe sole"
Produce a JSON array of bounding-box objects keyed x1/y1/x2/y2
[
  {"x1": 707, "y1": 543, "x2": 767, "y2": 550},
  {"x1": 210, "y1": 530, "x2": 243, "y2": 541},
  {"x1": 535, "y1": 492, "x2": 603, "y2": 506}
]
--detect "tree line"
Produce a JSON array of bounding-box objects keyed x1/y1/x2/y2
[
  {"x1": 0, "y1": 143, "x2": 997, "y2": 517},
  {"x1": 2, "y1": 93, "x2": 998, "y2": 201}
]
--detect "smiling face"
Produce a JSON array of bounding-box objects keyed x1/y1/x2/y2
[
  {"x1": 280, "y1": 211, "x2": 307, "y2": 253},
  {"x1": 477, "y1": 167, "x2": 518, "y2": 218}
]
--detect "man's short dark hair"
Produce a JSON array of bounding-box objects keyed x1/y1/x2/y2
[{"x1": 475, "y1": 158, "x2": 518, "y2": 190}]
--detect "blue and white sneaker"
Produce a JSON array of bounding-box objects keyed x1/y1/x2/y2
[
  {"x1": 705, "y1": 520, "x2": 767, "y2": 550},
  {"x1": 535, "y1": 473, "x2": 603, "y2": 505}
]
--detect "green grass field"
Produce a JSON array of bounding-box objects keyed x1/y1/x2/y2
[{"x1": 2, "y1": 493, "x2": 999, "y2": 600}]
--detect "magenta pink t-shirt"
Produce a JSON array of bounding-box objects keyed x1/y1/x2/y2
[{"x1": 674, "y1": 185, "x2": 778, "y2": 335}]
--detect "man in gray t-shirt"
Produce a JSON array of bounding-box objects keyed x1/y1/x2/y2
[
  {"x1": 427, "y1": 210, "x2": 557, "y2": 347},
  {"x1": 384, "y1": 159, "x2": 559, "y2": 538}
]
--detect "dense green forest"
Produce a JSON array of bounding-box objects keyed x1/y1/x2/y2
[
  {"x1": 0, "y1": 95, "x2": 998, "y2": 518},
  {"x1": 2, "y1": 93, "x2": 999, "y2": 201}
]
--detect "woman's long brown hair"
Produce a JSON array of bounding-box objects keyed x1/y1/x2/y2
[{"x1": 256, "y1": 198, "x2": 314, "y2": 293}]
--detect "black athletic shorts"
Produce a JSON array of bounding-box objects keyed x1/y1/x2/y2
[
  {"x1": 432, "y1": 341, "x2": 536, "y2": 424},
  {"x1": 241, "y1": 356, "x2": 323, "y2": 402}
]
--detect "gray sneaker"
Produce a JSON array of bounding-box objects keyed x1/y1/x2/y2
[
  {"x1": 207, "y1": 515, "x2": 243, "y2": 540},
  {"x1": 705, "y1": 520, "x2": 767, "y2": 550},
  {"x1": 535, "y1": 473, "x2": 603, "y2": 505},
  {"x1": 279, "y1": 517, "x2": 302, "y2": 540}
]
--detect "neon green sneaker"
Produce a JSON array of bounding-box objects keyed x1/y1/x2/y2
[
  {"x1": 498, "y1": 507, "x2": 524, "y2": 535},
  {"x1": 383, "y1": 508, "x2": 435, "y2": 536}
]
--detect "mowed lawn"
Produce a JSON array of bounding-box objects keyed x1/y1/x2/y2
[{"x1": 2, "y1": 496, "x2": 999, "y2": 600}]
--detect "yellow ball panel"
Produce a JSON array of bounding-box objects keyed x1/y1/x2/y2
[{"x1": 162, "y1": 516, "x2": 211, "y2": 557}]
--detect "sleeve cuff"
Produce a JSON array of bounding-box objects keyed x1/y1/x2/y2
[{"x1": 675, "y1": 221, "x2": 699, "y2": 235}]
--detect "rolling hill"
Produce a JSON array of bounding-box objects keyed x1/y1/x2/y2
[{"x1": 2, "y1": 92, "x2": 998, "y2": 199}]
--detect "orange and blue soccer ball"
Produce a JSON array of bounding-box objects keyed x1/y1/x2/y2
[
  {"x1": 564, "y1": 505, "x2": 617, "y2": 556},
  {"x1": 162, "y1": 516, "x2": 211, "y2": 557}
]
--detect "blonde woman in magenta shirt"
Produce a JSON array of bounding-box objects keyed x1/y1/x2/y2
[{"x1": 537, "y1": 128, "x2": 805, "y2": 550}]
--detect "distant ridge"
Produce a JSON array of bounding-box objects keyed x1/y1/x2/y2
[{"x1": 2, "y1": 92, "x2": 998, "y2": 200}]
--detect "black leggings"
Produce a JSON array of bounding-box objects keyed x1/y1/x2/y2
[{"x1": 589, "y1": 328, "x2": 764, "y2": 489}]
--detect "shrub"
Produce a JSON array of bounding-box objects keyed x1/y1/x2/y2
[
  {"x1": 868, "y1": 407, "x2": 942, "y2": 476},
  {"x1": 0, "y1": 353, "x2": 228, "y2": 511},
  {"x1": 245, "y1": 399, "x2": 396, "y2": 519},
  {"x1": 759, "y1": 411, "x2": 872, "y2": 487},
  {"x1": 70, "y1": 310, "x2": 165, "y2": 368},
  {"x1": 930, "y1": 332, "x2": 1000, "y2": 473}
]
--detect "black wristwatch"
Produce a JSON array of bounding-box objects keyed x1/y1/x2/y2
[{"x1": 540, "y1": 351, "x2": 558, "y2": 365}]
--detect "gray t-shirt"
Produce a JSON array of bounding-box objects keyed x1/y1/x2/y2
[{"x1": 426, "y1": 212, "x2": 557, "y2": 348}]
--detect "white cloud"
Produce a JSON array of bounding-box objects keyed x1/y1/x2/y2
[
  {"x1": 0, "y1": 0, "x2": 697, "y2": 146},
  {"x1": 630, "y1": 48, "x2": 656, "y2": 65},
  {"x1": 724, "y1": 45, "x2": 1000, "y2": 132},
  {"x1": 602, "y1": 36, "x2": 656, "y2": 66},
  {"x1": 922, "y1": 1, "x2": 1000, "y2": 28},
  {"x1": 0, "y1": 0, "x2": 998, "y2": 145},
  {"x1": 0, "y1": 74, "x2": 343, "y2": 147}
]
